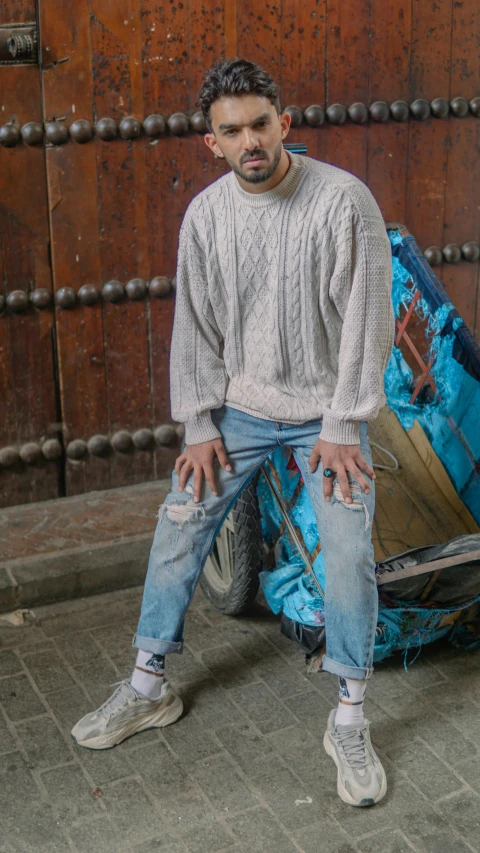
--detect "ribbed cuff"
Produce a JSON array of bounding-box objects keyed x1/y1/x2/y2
[
  {"x1": 320, "y1": 413, "x2": 360, "y2": 445},
  {"x1": 184, "y1": 413, "x2": 222, "y2": 446}
]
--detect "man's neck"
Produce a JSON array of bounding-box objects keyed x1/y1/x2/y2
[{"x1": 234, "y1": 148, "x2": 292, "y2": 195}]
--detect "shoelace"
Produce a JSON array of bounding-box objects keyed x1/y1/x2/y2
[
  {"x1": 96, "y1": 680, "x2": 135, "y2": 721},
  {"x1": 336, "y1": 726, "x2": 369, "y2": 769}
]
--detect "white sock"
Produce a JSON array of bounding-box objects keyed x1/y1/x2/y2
[
  {"x1": 130, "y1": 650, "x2": 165, "y2": 700},
  {"x1": 334, "y1": 676, "x2": 367, "y2": 727}
]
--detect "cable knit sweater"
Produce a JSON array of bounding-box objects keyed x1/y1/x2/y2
[{"x1": 170, "y1": 152, "x2": 394, "y2": 446}]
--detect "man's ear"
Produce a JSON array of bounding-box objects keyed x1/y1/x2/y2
[
  {"x1": 279, "y1": 111, "x2": 291, "y2": 140},
  {"x1": 204, "y1": 133, "x2": 225, "y2": 159}
]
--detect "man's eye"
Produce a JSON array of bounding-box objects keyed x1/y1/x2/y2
[
  {"x1": 226, "y1": 129, "x2": 237, "y2": 136},
  {"x1": 255, "y1": 122, "x2": 267, "y2": 128}
]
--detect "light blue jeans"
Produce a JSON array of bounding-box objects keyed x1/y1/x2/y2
[{"x1": 133, "y1": 404, "x2": 378, "y2": 680}]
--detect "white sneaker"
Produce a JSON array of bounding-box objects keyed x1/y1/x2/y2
[
  {"x1": 71, "y1": 679, "x2": 183, "y2": 750},
  {"x1": 323, "y1": 708, "x2": 387, "y2": 806}
]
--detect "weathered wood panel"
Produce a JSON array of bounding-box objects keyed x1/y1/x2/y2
[
  {"x1": 0, "y1": 58, "x2": 58, "y2": 508},
  {"x1": 442, "y1": 0, "x2": 480, "y2": 335},
  {"x1": 40, "y1": 1, "x2": 110, "y2": 496}
]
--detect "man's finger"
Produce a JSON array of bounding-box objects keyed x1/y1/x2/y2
[
  {"x1": 337, "y1": 469, "x2": 352, "y2": 503},
  {"x1": 356, "y1": 453, "x2": 375, "y2": 481},
  {"x1": 309, "y1": 449, "x2": 321, "y2": 473},
  {"x1": 175, "y1": 453, "x2": 186, "y2": 478},
  {"x1": 193, "y1": 465, "x2": 204, "y2": 503},
  {"x1": 215, "y1": 445, "x2": 233, "y2": 472},
  {"x1": 203, "y1": 463, "x2": 218, "y2": 497},
  {"x1": 178, "y1": 460, "x2": 192, "y2": 491},
  {"x1": 322, "y1": 467, "x2": 335, "y2": 501},
  {"x1": 348, "y1": 464, "x2": 371, "y2": 494}
]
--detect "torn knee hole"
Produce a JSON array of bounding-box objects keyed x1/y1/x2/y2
[
  {"x1": 158, "y1": 501, "x2": 206, "y2": 524},
  {"x1": 332, "y1": 483, "x2": 363, "y2": 508}
]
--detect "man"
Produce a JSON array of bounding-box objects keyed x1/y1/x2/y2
[{"x1": 72, "y1": 58, "x2": 394, "y2": 808}]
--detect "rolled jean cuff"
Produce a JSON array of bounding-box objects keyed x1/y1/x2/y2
[
  {"x1": 321, "y1": 654, "x2": 374, "y2": 681},
  {"x1": 132, "y1": 634, "x2": 183, "y2": 656}
]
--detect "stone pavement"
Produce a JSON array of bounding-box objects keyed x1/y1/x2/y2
[{"x1": 1, "y1": 583, "x2": 480, "y2": 853}]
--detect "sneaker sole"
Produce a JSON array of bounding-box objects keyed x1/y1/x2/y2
[
  {"x1": 323, "y1": 730, "x2": 387, "y2": 807},
  {"x1": 72, "y1": 692, "x2": 184, "y2": 750}
]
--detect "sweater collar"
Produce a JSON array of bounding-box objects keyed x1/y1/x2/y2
[{"x1": 230, "y1": 151, "x2": 305, "y2": 208}]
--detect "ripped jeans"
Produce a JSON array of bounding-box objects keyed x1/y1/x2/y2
[{"x1": 133, "y1": 404, "x2": 378, "y2": 681}]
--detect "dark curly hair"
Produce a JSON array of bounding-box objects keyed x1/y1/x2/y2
[{"x1": 197, "y1": 58, "x2": 281, "y2": 133}]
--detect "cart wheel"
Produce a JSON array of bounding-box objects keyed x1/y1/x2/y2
[{"x1": 200, "y1": 478, "x2": 263, "y2": 615}]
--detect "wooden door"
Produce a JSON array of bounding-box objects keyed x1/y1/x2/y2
[
  {"x1": 0, "y1": 3, "x2": 60, "y2": 508},
  {"x1": 1, "y1": 0, "x2": 479, "y2": 508}
]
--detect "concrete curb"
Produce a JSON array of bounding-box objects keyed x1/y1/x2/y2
[{"x1": 0, "y1": 479, "x2": 172, "y2": 614}]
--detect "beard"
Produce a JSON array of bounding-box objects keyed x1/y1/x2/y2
[{"x1": 225, "y1": 140, "x2": 284, "y2": 185}]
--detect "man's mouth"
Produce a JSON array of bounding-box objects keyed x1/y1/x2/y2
[{"x1": 243, "y1": 157, "x2": 266, "y2": 165}]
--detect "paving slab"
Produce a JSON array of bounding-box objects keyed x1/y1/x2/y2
[{"x1": 0, "y1": 585, "x2": 479, "y2": 853}]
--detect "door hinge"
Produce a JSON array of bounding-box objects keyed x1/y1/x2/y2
[{"x1": 0, "y1": 23, "x2": 38, "y2": 65}]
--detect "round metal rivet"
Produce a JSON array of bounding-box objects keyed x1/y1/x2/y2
[
  {"x1": 450, "y1": 97, "x2": 469, "y2": 118},
  {"x1": 42, "y1": 438, "x2": 63, "y2": 460},
  {"x1": 390, "y1": 100, "x2": 410, "y2": 122},
  {"x1": 167, "y1": 113, "x2": 190, "y2": 135},
  {"x1": 6, "y1": 290, "x2": 29, "y2": 313},
  {"x1": 431, "y1": 98, "x2": 449, "y2": 119},
  {"x1": 283, "y1": 105, "x2": 303, "y2": 127},
  {"x1": 21, "y1": 121, "x2": 44, "y2": 145},
  {"x1": 149, "y1": 276, "x2": 171, "y2": 298},
  {"x1": 111, "y1": 430, "x2": 133, "y2": 453},
  {"x1": 102, "y1": 280, "x2": 125, "y2": 303},
  {"x1": 56, "y1": 287, "x2": 77, "y2": 309},
  {"x1": 154, "y1": 425, "x2": 178, "y2": 446},
  {"x1": 31, "y1": 288, "x2": 52, "y2": 309},
  {"x1": 443, "y1": 243, "x2": 462, "y2": 264},
  {"x1": 304, "y1": 105, "x2": 325, "y2": 127},
  {"x1": 143, "y1": 113, "x2": 167, "y2": 137},
  {"x1": 45, "y1": 122, "x2": 69, "y2": 145},
  {"x1": 348, "y1": 103, "x2": 368, "y2": 124},
  {"x1": 70, "y1": 119, "x2": 93, "y2": 143},
  {"x1": 126, "y1": 278, "x2": 147, "y2": 300},
  {"x1": 87, "y1": 434, "x2": 110, "y2": 457},
  {"x1": 95, "y1": 117, "x2": 118, "y2": 141},
  {"x1": 326, "y1": 103, "x2": 347, "y2": 125},
  {"x1": 20, "y1": 442, "x2": 42, "y2": 464},
  {"x1": 369, "y1": 101, "x2": 390, "y2": 122},
  {"x1": 469, "y1": 97, "x2": 480, "y2": 117},
  {"x1": 461, "y1": 241, "x2": 480, "y2": 262},
  {"x1": 119, "y1": 117, "x2": 142, "y2": 140},
  {"x1": 424, "y1": 246, "x2": 443, "y2": 266},
  {"x1": 190, "y1": 111, "x2": 207, "y2": 133},
  {"x1": 66, "y1": 439, "x2": 88, "y2": 460},
  {"x1": 0, "y1": 123, "x2": 21, "y2": 147},
  {"x1": 410, "y1": 99, "x2": 431, "y2": 121},
  {"x1": 132, "y1": 428, "x2": 154, "y2": 450},
  {"x1": 78, "y1": 284, "x2": 100, "y2": 306},
  {"x1": 0, "y1": 447, "x2": 20, "y2": 467}
]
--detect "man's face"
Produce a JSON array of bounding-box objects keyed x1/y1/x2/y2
[{"x1": 205, "y1": 95, "x2": 290, "y2": 185}]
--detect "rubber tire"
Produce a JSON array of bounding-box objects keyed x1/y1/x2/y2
[{"x1": 200, "y1": 478, "x2": 263, "y2": 615}]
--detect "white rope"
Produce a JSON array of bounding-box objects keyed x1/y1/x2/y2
[{"x1": 370, "y1": 441, "x2": 399, "y2": 471}]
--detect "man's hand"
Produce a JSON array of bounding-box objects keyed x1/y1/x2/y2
[
  {"x1": 175, "y1": 438, "x2": 232, "y2": 503},
  {"x1": 309, "y1": 438, "x2": 375, "y2": 503}
]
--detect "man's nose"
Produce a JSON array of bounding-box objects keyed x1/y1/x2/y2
[{"x1": 242, "y1": 128, "x2": 260, "y2": 150}]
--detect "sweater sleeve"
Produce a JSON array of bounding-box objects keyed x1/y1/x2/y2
[
  {"x1": 169, "y1": 205, "x2": 228, "y2": 445},
  {"x1": 320, "y1": 182, "x2": 394, "y2": 445}
]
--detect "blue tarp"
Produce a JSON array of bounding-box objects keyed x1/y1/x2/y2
[{"x1": 257, "y1": 228, "x2": 480, "y2": 665}]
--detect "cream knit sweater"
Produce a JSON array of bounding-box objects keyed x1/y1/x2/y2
[{"x1": 170, "y1": 152, "x2": 394, "y2": 446}]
